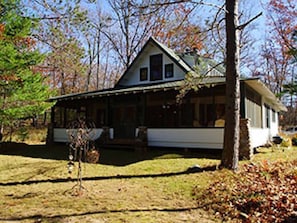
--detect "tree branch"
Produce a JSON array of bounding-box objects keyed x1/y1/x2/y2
[{"x1": 237, "y1": 12, "x2": 262, "y2": 30}]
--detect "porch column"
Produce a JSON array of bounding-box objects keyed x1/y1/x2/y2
[
  {"x1": 46, "y1": 107, "x2": 55, "y2": 145},
  {"x1": 135, "y1": 126, "x2": 148, "y2": 151},
  {"x1": 46, "y1": 123, "x2": 54, "y2": 145},
  {"x1": 97, "y1": 126, "x2": 110, "y2": 144}
]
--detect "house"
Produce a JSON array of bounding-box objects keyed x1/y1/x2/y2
[{"x1": 47, "y1": 37, "x2": 287, "y2": 156}]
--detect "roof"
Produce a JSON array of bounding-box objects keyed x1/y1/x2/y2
[
  {"x1": 244, "y1": 78, "x2": 287, "y2": 112},
  {"x1": 115, "y1": 37, "x2": 194, "y2": 87},
  {"x1": 48, "y1": 77, "x2": 286, "y2": 112},
  {"x1": 48, "y1": 77, "x2": 224, "y2": 102}
]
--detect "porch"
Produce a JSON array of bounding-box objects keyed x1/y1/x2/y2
[{"x1": 52, "y1": 127, "x2": 224, "y2": 149}]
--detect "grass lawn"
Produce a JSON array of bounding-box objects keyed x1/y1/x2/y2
[{"x1": 0, "y1": 143, "x2": 296, "y2": 223}]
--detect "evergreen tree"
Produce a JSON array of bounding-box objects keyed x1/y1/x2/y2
[{"x1": 0, "y1": 0, "x2": 54, "y2": 134}]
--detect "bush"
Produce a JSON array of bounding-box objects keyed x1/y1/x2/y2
[{"x1": 280, "y1": 137, "x2": 291, "y2": 147}]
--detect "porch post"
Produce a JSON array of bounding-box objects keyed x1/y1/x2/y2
[
  {"x1": 135, "y1": 126, "x2": 148, "y2": 151},
  {"x1": 46, "y1": 106, "x2": 55, "y2": 145}
]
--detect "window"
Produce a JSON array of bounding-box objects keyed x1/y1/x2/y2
[
  {"x1": 246, "y1": 88, "x2": 262, "y2": 128},
  {"x1": 272, "y1": 109, "x2": 276, "y2": 122},
  {"x1": 165, "y1": 63, "x2": 174, "y2": 78},
  {"x1": 180, "y1": 102, "x2": 194, "y2": 127},
  {"x1": 140, "y1": 67, "x2": 148, "y2": 81},
  {"x1": 265, "y1": 105, "x2": 270, "y2": 128},
  {"x1": 54, "y1": 107, "x2": 64, "y2": 128},
  {"x1": 198, "y1": 103, "x2": 225, "y2": 127},
  {"x1": 96, "y1": 109, "x2": 105, "y2": 127},
  {"x1": 150, "y1": 54, "x2": 163, "y2": 81}
]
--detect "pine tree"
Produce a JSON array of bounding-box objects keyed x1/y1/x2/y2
[{"x1": 0, "y1": 0, "x2": 54, "y2": 134}]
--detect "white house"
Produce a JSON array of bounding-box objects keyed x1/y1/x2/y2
[{"x1": 47, "y1": 37, "x2": 287, "y2": 155}]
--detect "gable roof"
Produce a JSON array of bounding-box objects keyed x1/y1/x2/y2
[{"x1": 115, "y1": 37, "x2": 193, "y2": 87}]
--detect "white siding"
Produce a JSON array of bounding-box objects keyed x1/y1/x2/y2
[
  {"x1": 249, "y1": 106, "x2": 280, "y2": 148},
  {"x1": 54, "y1": 127, "x2": 223, "y2": 149},
  {"x1": 146, "y1": 128, "x2": 224, "y2": 149},
  {"x1": 53, "y1": 125, "x2": 277, "y2": 149},
  {"x1": 120, "y1": 46, "x2": 186, "y2": 86},
  {"x1": 250, "y1": 128, "x2": 270, "y2": 148}
]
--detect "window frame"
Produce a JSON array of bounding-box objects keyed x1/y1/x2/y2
[
  {"x1": 165, "y1": 63, "x2": 174, "y2": 78},
  {"x1": 150, "y1": 54, "x2": 163, "y2": 81},
  {"x1": 140, "y1": 67, "x2": 148, "y2": 81}
]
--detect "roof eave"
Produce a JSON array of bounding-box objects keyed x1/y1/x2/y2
[{"x1": 244, "y1": 78, "x2": 287, "y2": 112}]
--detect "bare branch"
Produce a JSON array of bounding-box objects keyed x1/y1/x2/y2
[{"x1": 237, "y1": 12, "x2": 263, "y2": 30}]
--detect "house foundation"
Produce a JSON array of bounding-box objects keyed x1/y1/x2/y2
[{"x1": 239, "y1": 118, "x2": 253, "y2": 160}]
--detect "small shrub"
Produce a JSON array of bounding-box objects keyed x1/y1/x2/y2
[{"x1": 280, "y1": 137, "x2": 291, "y2": 148}]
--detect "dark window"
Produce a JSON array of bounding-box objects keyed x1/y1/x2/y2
[
  {"x1": 180, "y1": 103, "x2": 194, "y2": 127},
  {"x1": 54, "y1": 107, "x2": 64, "y2": 128},
  {"x1": 140, "y1": 67, "x2": 148, "y2": 81},
  {"x1": 96, "y1": 109, "x2": 105, "y2": 127},
  {"x1": 150, "y1": 54, "x2": 163, "y2": 81},
  {"x1": 265, "y1": 105, "x2": 270, "y2": 128},
  {"x1": 165, "y1": 63, "x2": 174, "y2": 78}
]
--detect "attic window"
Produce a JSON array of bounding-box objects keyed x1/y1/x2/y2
[
  {"x1": 140, "y1": 67, "x2": 148, "y2": 81},
  {"x1": 165, "y1": 64, "x2": 174, "y2": 78},
  {"x1": 150, "y1": 54, "x2": 163, "y2": 81}
]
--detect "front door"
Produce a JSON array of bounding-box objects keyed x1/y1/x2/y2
[{"x1": 113, "y1": 105, "x2": 136, "y2": 139}]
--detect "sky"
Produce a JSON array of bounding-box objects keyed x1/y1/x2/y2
[
  {"x1": 94, "y1": 0, "x2": 269, "y2": 44},
  {"x1": 80, "y1": 0, "x2": 272, "y2": 76}
]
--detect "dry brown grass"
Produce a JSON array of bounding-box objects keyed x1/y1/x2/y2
[
  {"x1": 0, "y1": 144, "x2": 220, "y2": 223},
  {"x1": 1, "y1": 141, "x2": 296, "y2": 223}
]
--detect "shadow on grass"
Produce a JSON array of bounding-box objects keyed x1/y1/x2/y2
[
  {"x1": 0, "y1": 206, "x2": 203, "y2": 222},
  {"x1": 0, "y1": 165, "x2": 217, "y2": 186},
  {"x1": 0, "y1": 142, "x2": 221, "y2": 166}
]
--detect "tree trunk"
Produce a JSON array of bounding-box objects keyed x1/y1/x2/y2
[{"x1": 221, "y1": 0, "x2": 240, "y2": 170}]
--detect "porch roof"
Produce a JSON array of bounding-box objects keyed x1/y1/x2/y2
[
  {"x1": 48, "y1": 77, "x2": 287, "y2": 112},
  {"x1": 48, "y1": 76, "x2": 227, "y2": 102},
  {"x1": 245, "y1": 78, "x2": 287, "y2": 112}
]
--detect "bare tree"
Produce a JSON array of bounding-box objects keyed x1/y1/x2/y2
[
  {"x1": 82, "y1": 5, "x2": 113, "y2": 91},
  {"x1": 23, "y1": 0, "x2": 88, "y2": 94},
  {"x1": 101, "y1": 0, "x2": 178, "y2": 71}
]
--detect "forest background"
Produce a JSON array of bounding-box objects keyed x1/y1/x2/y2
[{"x1": 0, "y1": 0, "x2": 296, "y2": 129}]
